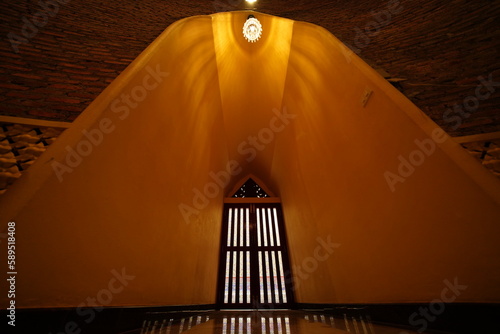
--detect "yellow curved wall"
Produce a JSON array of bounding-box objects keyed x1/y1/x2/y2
[
  {"x1": 0, "y1": 11, "x2": 499, "y2": 308},
  {"x1": 275, "y1": 20, "x2": 500, "y2": 303}
]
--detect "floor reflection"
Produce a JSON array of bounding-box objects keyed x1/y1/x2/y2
[
  {"x1": 304, "y1": 311, "x2": 376, "y2": 333},
  {"x1": 139, "y1": 313, "x2": 211, "y2": 333},
  {"x1": 219, "y1": 312, "x2": 292, "y2": 334},
  {"x1": 135, "y1": 310, "x2": 424, "y2": 334}
]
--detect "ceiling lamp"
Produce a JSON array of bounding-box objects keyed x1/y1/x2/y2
[
  {"x1": 243, "y1": 15, "x2": 262, "y2": 43},
  {"x1": 246, "y1": 0, "x2": 258, "y2": 3}
]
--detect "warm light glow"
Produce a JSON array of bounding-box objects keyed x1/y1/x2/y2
[
  {"x1": 246, "y1": 0, "x2": 258, "y2": 3},
  {"x1": 243, "y1": 17, "x2": 262, "y2": 43}
]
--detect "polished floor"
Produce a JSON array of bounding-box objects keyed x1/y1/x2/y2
[{"x1": 125, "y1": 310, "x2": 429, "y2": 334}]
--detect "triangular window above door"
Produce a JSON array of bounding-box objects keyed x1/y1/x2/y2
[{"x1": 232, "y1": 178, "x2": 270, "y2": 198}]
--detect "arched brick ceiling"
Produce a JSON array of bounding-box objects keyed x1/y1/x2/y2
[{"x1": 0, "y1": 0, "x2": 499, "y2": 136}]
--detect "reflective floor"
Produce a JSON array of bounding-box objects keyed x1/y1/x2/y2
[{"x1": 125, "y1": 310, "x2": 429, "y2": 334}]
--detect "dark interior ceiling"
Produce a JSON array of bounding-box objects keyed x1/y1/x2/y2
[{"x1": 0, "y1": 0, "x2": 499, "y2": 137}]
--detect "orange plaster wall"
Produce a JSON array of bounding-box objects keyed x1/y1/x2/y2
[
  {"x1": 273, "y1": 21, "x2": 500, "y2": 304},
  {"x1": 0, "y1": 16, "x2": 227, "y2": 308}
]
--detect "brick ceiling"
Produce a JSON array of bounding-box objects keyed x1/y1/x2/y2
[{"x1": 0, "y1": 0, "x2": 499, "y2": 137}]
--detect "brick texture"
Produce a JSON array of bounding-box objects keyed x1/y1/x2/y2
[
  {"x1": 0, "y1": 0, "x2": 499, "y2": 136},
  {"x1": 461, "y1": 139, "x2": 500, "y2": 179},
  {"x1": 0, "y1": 122, "x2": 65, "y2": 195}
]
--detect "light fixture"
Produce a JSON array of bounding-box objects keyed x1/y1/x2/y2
[
  {"x1": 246, "y1": 0, "x2": 258, "y2": 3},
  {"x1": 243, "y1": 15, "x2": 262, "y2": 43}
]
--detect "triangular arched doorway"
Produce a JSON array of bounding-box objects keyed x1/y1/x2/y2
[{"x1": 216, "y1": 175, "x2": 295, "y2": 309}]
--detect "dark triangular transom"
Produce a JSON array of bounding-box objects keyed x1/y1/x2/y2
[{"x1": 232, "y1": 178, "x2": 270, "y2": 198}]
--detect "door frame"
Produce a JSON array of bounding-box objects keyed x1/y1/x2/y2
[{"x1": 216, "y1": 195, "x2": 295, "y2": 310}]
